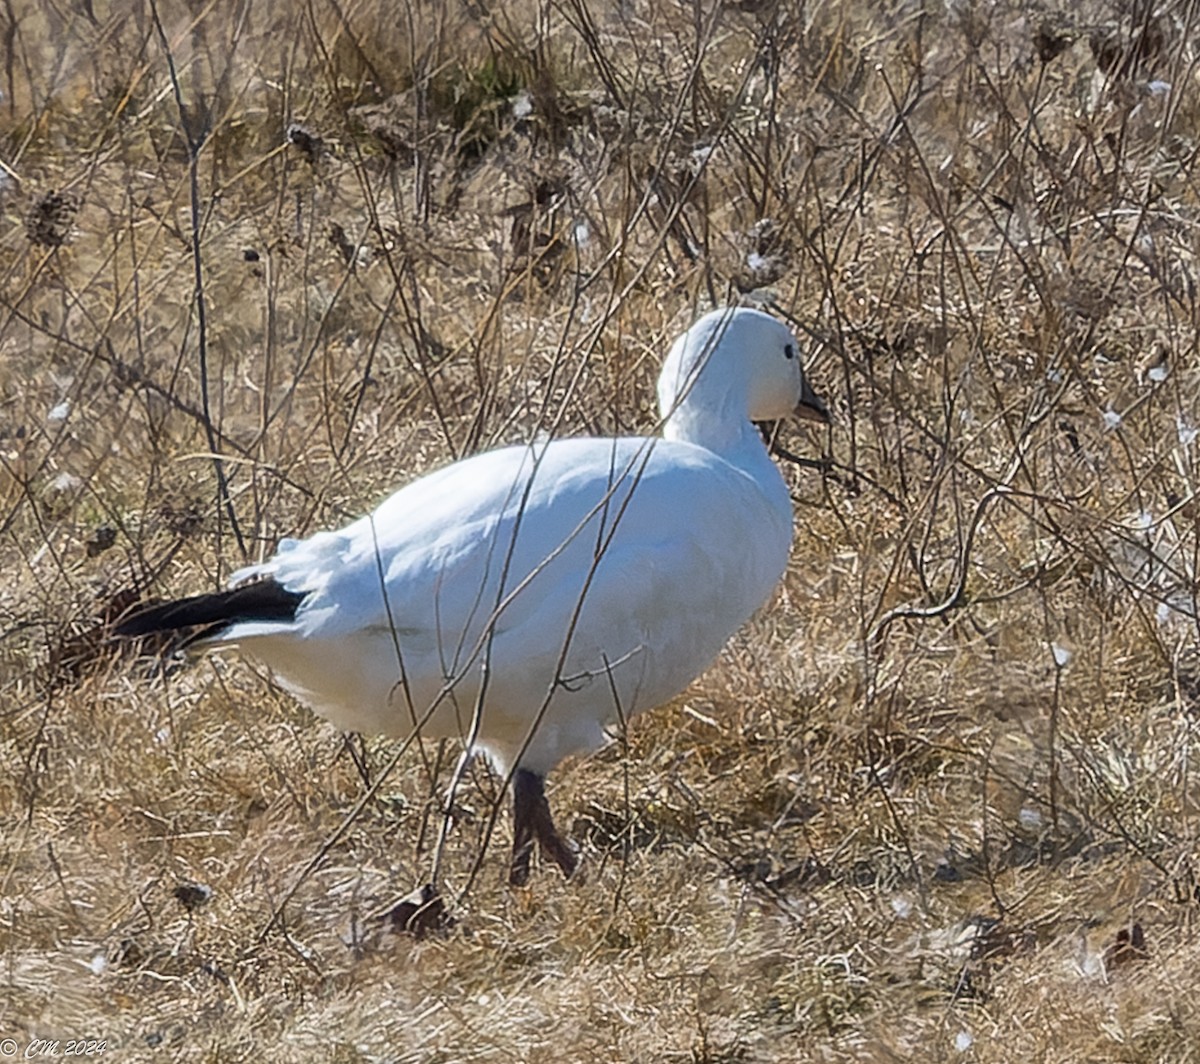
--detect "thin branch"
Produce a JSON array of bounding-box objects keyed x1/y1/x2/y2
[{"x1": 148, "y1": 0, "x2": 246, "y2": 560}]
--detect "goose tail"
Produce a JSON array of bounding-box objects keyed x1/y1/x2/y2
[{"x1": 116, "y1": 580, "x2": 306, "y2": 645}]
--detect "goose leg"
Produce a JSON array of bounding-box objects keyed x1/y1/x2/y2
[
  {"x1": 382, "y1": 882, "x2": 447, "y2": 936},
  {"x1": 510, "y1": 768, "x2": 577, "y2": 886}
]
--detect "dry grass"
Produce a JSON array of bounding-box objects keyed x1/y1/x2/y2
[{"x1": 4, "y1": 0, "x2": 1200, "y2": 1059}]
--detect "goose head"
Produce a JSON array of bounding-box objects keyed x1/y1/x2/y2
[{"x1": 658, "y1": 307, "x2": 829, "y2": 450}]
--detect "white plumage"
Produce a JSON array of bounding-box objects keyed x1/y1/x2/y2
[{"x1": 120, "y1": 306, "x2": 828, "y2": 885}]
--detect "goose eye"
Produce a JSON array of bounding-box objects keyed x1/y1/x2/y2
[{"x1": 784, "y1": 343, "x2": 796, "y2": 360}]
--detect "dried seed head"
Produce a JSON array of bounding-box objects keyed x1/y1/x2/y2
[
  {"x1": 1034, "y1": 18, "x2": 1073, "y2": 63},
  {"x1": 174, "y1": 881, "x2": 214, "y2": 912},
  {"x1": 286, "y1": 123, "x2": 324, "y2": 165},
  {"x1": 26, "y1": 189, "x2": 79, "y2": 247}
]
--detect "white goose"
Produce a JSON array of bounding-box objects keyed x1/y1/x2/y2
[{"x1": 119, "y1": 307, "x2": 828, "y2": 889}]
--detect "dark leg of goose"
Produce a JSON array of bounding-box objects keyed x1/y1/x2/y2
[
  {"x1": 510, "y1": 770, "x2": 538, "y2": 887},
  {"x1": 510, "y1": 768, "x2": 578, "y2": 886}
]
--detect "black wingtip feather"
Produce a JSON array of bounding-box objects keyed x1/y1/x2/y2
[{"x1": 116, "y1": 580, "x2": 306, "y2": 639}]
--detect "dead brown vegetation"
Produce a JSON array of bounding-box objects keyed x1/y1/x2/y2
[{"x1": 3, "y1": 0, "x2": 1200, "y2": 1059}]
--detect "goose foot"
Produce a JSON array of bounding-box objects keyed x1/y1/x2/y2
[
  {"x1": 382, "y1": 883, "x2": 450, "y2": 936},
  {"x1": 510, "y1": 768, "x2": 579, "y2": 887}
]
